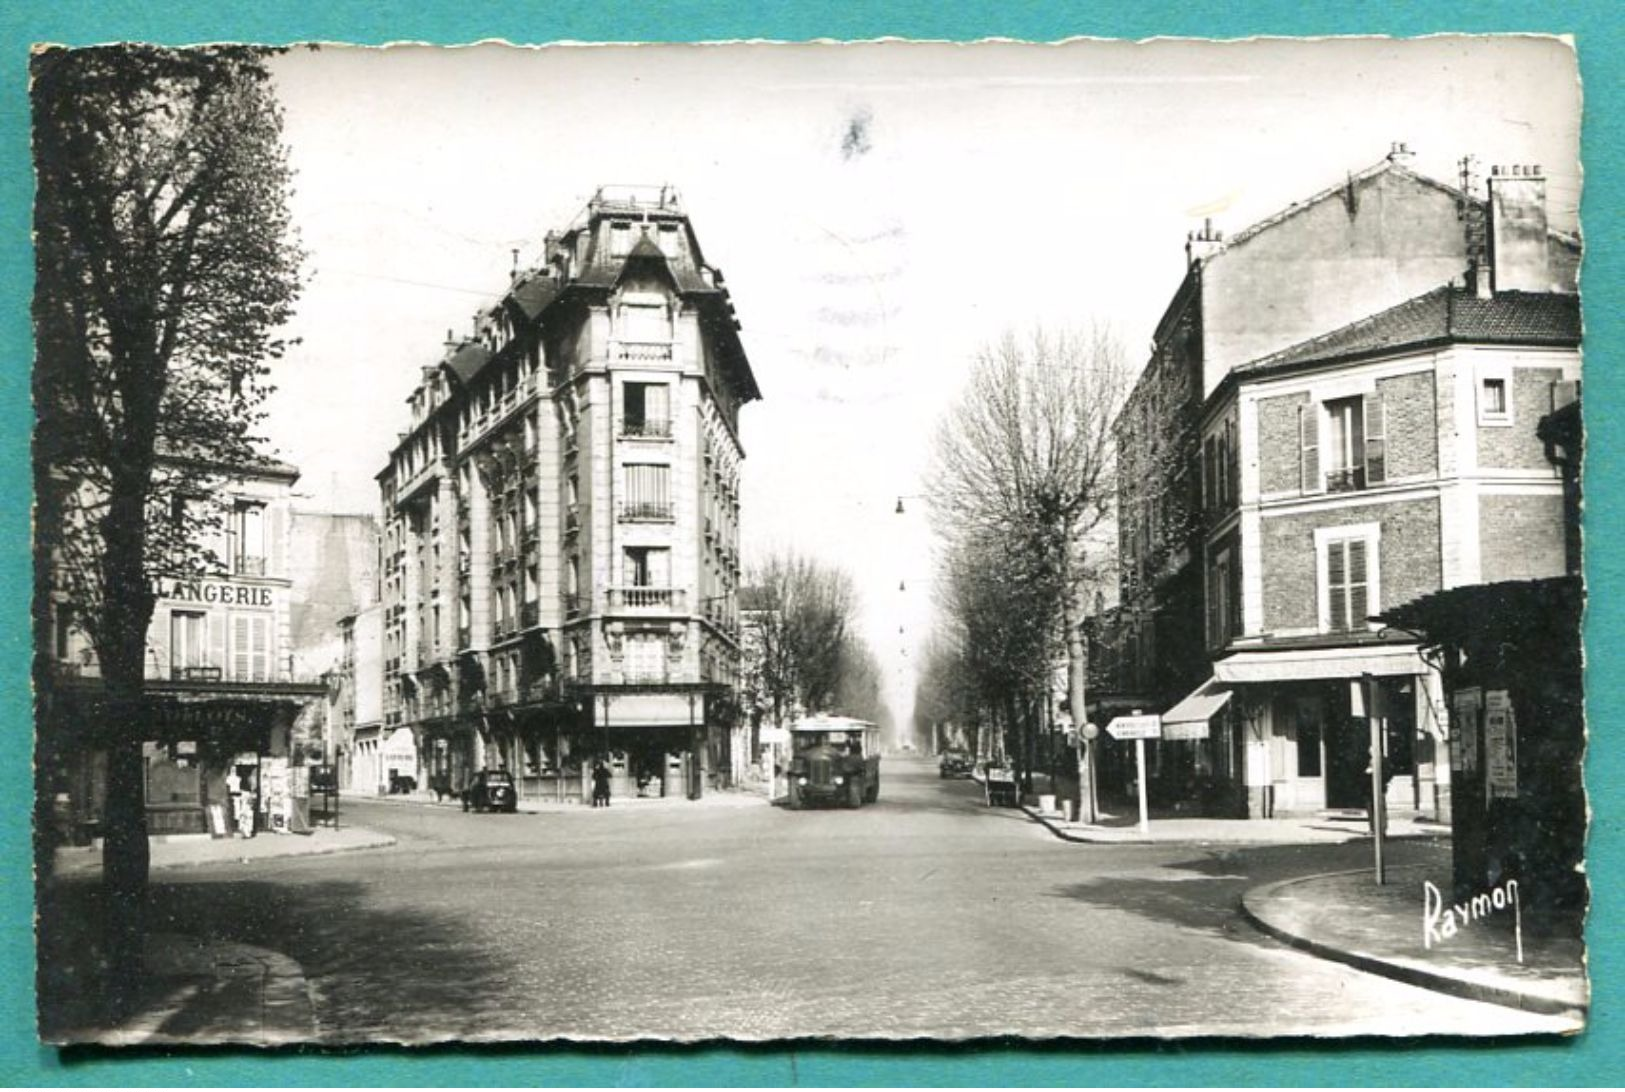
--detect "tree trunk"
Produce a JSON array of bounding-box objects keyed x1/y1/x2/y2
[
  {"x1": 97, "y1": 482, "x2": 156, "y2": 1018},
  {"x1": 1062, "y1": 594, "x2": 1096, "y2": 823}
]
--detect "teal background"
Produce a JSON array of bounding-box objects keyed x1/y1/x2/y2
[{"x1": 0, "y1": 2, "x2": 1618, "y2": 1085}]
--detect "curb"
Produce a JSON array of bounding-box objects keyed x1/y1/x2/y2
[
  {"x1": 147, "y1": 831, "x2": 398, "y2": 874},
  {"x1": 51, "y1": 831, "x2": 398, "y2": 879},
  {"x1": 1017, "y1": 802, "x2": 1447, "y2": 848},
  {"x1": 1239, "y1": 870, "x2": 1586, "y2": 1018}
]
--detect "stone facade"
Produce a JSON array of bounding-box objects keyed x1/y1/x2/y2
[{"x1": 375, "y1": 187, "x2": 759, "y2": 805}]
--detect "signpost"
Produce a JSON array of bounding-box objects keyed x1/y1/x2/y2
[{"x1": 1105, "y1": 713, "x2": 1162, "y2": 834}]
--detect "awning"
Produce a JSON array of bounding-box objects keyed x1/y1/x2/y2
[
  {"x1": 1162, "y1": 678, "x2": 1232, "y2": 740},
  {"x1": 1213, "y1": 643, "x2": 1427, "y2": 685}
]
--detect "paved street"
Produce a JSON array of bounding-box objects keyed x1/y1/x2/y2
[{"x1": 127, "y1": 757, "x2": 1563, "y2": 1042}]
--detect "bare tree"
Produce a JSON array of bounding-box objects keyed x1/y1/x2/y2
[
  {"x1": 741, "y1": 552, "x2": 863, "y2": 727},
  {"x1": 928, "y1": 326, "x2": 1129, "y2": 812},
  {"x1": 32, "y1": 44, "x2": 302, "y2": 1012}
]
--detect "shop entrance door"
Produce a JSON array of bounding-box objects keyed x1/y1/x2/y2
[{"x1": 1324, "y1": 687, "x2": 1368, "y2": 809}]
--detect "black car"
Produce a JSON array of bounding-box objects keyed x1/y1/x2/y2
[
  {"x1": 462, "y1": 769, "x2": 518, "y2": 813},
  {"x1": 938, "y1": 752, "x2": 974, "y2": 779}
]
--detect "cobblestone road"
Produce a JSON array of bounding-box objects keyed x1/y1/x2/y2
[{"x1": 146, "y1": 757, "x2": 1567, "y2": 1042}]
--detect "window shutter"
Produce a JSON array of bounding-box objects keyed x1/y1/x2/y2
[
  {"x1": 1229, "y1": 558, "x2": 1243, "y2": 637},
  {"x1": 1205, "y1": 558, "x2": 1220, "y2": 645},
  {"x1": 252, "y1": 616, "x2": 270, "y2": 682},
  {"x1": 1222, "y1": 419, "x2": 1235, "y2": 503},
  {"x1": 232, "y1": 615, "x2": 250, "y2": 681},
  {"x1": 1203, "y1": 437, "x2": 1216, "y2": 510},
  {"x1": 1327, "y1": 542, "x2": 1347, "y2": 631},
  {"x1": 210, "y1": 614, "x2": 227, "y2": 672},
  {"x1": 1299, "y1": 403, "x2": 1320, "y2": 494},
  {"x1": 1348, "y1": 539, "x2": 1369, "y2": 626},
  {"x1": 1364, "y1": 392, "x2": 1386, "y2": 485}
]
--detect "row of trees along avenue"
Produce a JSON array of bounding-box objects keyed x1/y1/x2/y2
[
  {"x1": 32, "y1": 45, "x2": 304, "y2": 1014},
  {"x1": 921, "y1": 327, "x2": 1129, "y2": 814},
  {"x1": 741, "y1": 551, "x2": 889, "y2": 736}
]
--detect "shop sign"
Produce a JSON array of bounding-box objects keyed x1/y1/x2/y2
[
  {"x1": 1451, "y1": 688, "x2": 1482, "y2": 774},
  {"x1": 1484, "y1": 689, "x2": 1518, "y2": 799},
  {"x1": 159, "y1": 579, "x2": 275, "y2": 608}
]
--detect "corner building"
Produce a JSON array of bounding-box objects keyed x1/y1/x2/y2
[
  {"x1": 1103, "y1": 147, "x2": 1579, "y2": 819},
  {"x1": 378, "y1": 187, "x2": 760, "y2": 804}
]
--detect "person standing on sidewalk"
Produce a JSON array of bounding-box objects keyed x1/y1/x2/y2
[{"x1": 591, "y1": 762, "x2": 611, "y2": 808}]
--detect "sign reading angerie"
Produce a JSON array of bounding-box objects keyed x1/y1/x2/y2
[{"x1": 160, "y1": 580, "x2": 275, "y2": 607}]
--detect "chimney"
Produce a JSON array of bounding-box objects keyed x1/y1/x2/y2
[
  {"x1": 1486, "y1": 164, "x2": 1551, "y2": 295},
  {"x1": 1386, "y1": 141, "x2": 1415, "y2": 167},
  {"x1": 1185, "y1": 217, "x2": 1225, "y2": 269}
]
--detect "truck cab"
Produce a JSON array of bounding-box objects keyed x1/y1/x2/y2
[{"x1": 786, "y1": 716, "x2": 881, "y2": 809}]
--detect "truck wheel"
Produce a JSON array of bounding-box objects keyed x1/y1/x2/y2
[
  {"x1": 848, "y1": 780, "x2": 862, "y2": 809},
  {"x1": 866, "y1": 781, "x2": 879, "y2": 804},
  {"x1": 786, "y1": 782, "x2": 800, "y2": 810}
]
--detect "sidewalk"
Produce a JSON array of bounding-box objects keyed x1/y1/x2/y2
[
  {"x1": 51, "y1": 823, "x2": 396, "y2": 878},
  {"x1": 1242, "y1": 852, "x2": 1588, "y2": 1023},
  {"x1": 44, "y1": 931, "x2": 319, "y2": 1046},
  {"x1": 1020, "y1": 800, "x2": 1449, "y2": 845}
]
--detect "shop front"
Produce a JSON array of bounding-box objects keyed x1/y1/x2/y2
[
  {"x1": 1198, "y1": 641, "x2": 1447, "y2": 820},
  {"x1": 41, "y1": 679, "x2": 322, "y2": 842},
  {"x1": 574, "y1": 685, "x2": 720, "y2": 802}
]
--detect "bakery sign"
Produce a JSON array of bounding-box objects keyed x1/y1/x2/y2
[{"x1": 157, "y1": 579, "x2": 276, "y2": 608}]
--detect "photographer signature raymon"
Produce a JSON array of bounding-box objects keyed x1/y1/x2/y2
[{"x1": 1423, "y1": 878, "x2": 1523, "y2": 963}]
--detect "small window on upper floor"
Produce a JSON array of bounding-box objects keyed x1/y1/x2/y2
[
  {"x1": 1479, "y1": 375, "x2": 1512, "y2": 426},
  {"x1": 610, "y1": 221, "x2": 633, "y2": 259}
]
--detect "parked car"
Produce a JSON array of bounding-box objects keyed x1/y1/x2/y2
[
  {"x1": 462, "y1": 769, "x2": 518, "y2": 813},
  {"x1": 938, "y1": 752, "x2": 974, "y2": 779}
]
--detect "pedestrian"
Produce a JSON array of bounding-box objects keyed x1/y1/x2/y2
[
  {"x1": 592, "y1": 761, "x2": 611, "y2": 808},
  {"x1": 227, "y1": 768, "x2": 255, "y2": 838}
]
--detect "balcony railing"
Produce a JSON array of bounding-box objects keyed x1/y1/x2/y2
[
  {"x1": 1326, "y1": 466, "x2": 1367, "y2": 494},
  {"x1": 618, "y1": 500, "x2": 674, "y2": 523},
  {"x1": 611, "y1": 340, "x2": 674, "y2": 363},
  {"x1": 521, "y1": 601, "x2": 540, "y2": 628},
  {"x1": 608, "y1": 586, "x2": 686, "y2": 612},
  {"x1": 565, "y1": 505, "x2": 580, "y2": 533},
  {"x1": 563, "y1": 594, "x2": 584, "y2": 619},
  {"x1": 234, "y1": 556, "x2": 267, "y2": 577},
  {"x1": 620, "y1": 417, "x2": 673, "y2": 440}
]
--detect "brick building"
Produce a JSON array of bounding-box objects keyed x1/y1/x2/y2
[
  {"x1": 376, "y1": 186, "x2": 759, "y2": 805},
  {"x1": 1178, "y1": 165, "x2": 1580, "y2": 819},
  {"x1": 1105, "y1": 148, "x2": 1579, "y2": 816}
]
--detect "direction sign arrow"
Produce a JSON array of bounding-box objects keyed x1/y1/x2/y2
[{"x1": 1105, "y1": 713, "x2": 1162, "y2": 741}]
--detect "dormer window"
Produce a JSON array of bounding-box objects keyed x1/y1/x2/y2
[
  {"x1": 610, "y1": 221, "x2": 633, "y2": 258},
  {"x1": 657, "y1": 223, "x2": 681, "y2": 259}
]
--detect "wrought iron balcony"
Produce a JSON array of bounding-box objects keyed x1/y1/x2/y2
[
  {"x1": 620, "y1": 417, "x2": 673, "y2": 440},
  {"x1": 1326, "y1": 466, "x2": 1368, "y2": 494},
  {"x1": 618, "y1": 500, "x2": 674, "y2": 523},
  {"x1": 234, "y1": 556, "x2": 267, "y2": 577}
]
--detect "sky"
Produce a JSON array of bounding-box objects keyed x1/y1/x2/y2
[{"x1": 259, "y1": 37, "x2": 1581, "y2": 729}]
